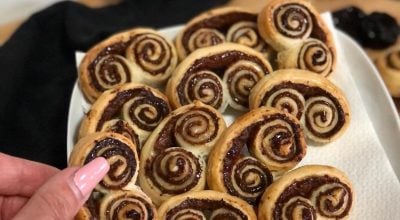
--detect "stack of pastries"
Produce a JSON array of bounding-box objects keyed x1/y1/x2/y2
[{"x1": 70, "y1": 0, "x2": 354, "y2": 219}]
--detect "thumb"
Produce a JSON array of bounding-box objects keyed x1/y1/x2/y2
[{"x1": 13, "y1": 157, "x2": 109, "y2": 220}]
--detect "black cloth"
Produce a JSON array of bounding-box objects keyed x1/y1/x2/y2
[{"x1": 0, "y1": 0, "x2": 228, "y2": 168}]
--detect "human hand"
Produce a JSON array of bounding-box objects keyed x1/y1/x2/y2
[{"x1": 0, "y1": 153, "x2": 109, "y2": 220}]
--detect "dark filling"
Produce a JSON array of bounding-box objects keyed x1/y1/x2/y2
[
  {"x1": 175, "y1": 108, "x2": 220, "y2": 145},
  {"x1": 260, "y1": 81, "x2": 346, "y2": 138},
  {"x1": 230, "y1": 23, "x2": 266, "y2": 49},
  {"x1": 386, "y1": 51, "x2": 400, "y2": 70},
  {"x1": 227, "y1": 65, "x2": 262, "y2": 107},
  {"x1": 273, "y1": 175, "x2": 353, "y2": 219},
  {"x1": 270, "y1": 90, "x2": 304, "y2": 119},
  {"x1": 104, "y1": 120, "x2": 141, "y2": 153},
  {"x1": 85, "y1": 196, "x2": 100, "y2": 220},
  {"x1": 177, "y1": 50, "x2": 271, "y2": 107},
  {"x1": 152, "y1": 106, "x2": 220, "y2": 153},
  {"x1": 96, "y1": 88, "x2": 170, "y2": 132},
  {"x1": 182, "y1": 11, "x2": 256, "y2": 54},
  {"x1": 165, "y1": 198, "x2": 248, "y2": 219},
  {"x1": 298, "y1": 43, "x2": 330, "y2": 74},
  {"x1": 84, "y1": 138, "x2": 137, "y2": 190},
  {"x1": 106, "y1": 195, "x2": 155, "y2": 220},
  {"x1": 186, "y1": 72, "x2": 224, "y2": 108},
  {"x1": 284, "y1": 198, "x2": 316, "y2": 220},
  {"x1": 144, "y1": 106, "x2": 220, "y2": 194},
  {"x1": 147, "y1": 148, "x2": 202, "y2": 194},
  {"x1": 273, "y1": 3, "x2": 327, "y2": 42},
  {"x1": 223, "y1": 113, "x2": 302, "y2": 205},
  {"x1": 88, "y1": 33, "x2": 172, "y2": 92}
]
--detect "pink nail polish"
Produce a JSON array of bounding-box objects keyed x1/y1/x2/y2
[{"x1": 73, "y1": 157, "x2": 109, "y2": 196}]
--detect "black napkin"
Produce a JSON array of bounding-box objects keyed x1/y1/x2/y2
[{"x1": 0, "y1": 0, "x2": 228, "y2": 168}]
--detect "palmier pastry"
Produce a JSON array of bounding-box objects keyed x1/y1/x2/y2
[
  {"x1": 139, "y1": 101, "x2": 226, "y2": 206},
  {"x1": 157, "y1": 190, "x2": 257, "y2": 220},
  {"x1": 175, "y1": 7, "x2": 273, "y2": 60},
  {"x1": 79, "y1": 83, "x2": 171, "y2": 148},
  {"x1": 277, "y1": 38, "x2": 336, "y2": 77},
  {"x1": 258, "y1": 0, "x2": 335, "y2": 52},
  {"x1": 249, "y1": 69, "x2": 350, "y2": 144},
  {"x1": 75, "y1": 187, "x2": 157, "y2": 220},
  {"x1": 258, "y1": 165, "x2": 354, "y2": 220},
  {"x1": 207, "y1": 107, "x2": 306, "y2": 205},
  {"x1": 79, "y1": 28, "x2": 178, "y2": 102},
  {"x1": 376, "y1": 46, "x2": 400, "y2": 97},
  {"x1": 69, "y1": 132, "x2": 139, "y2": 193},
  {"x1": 166, "y1": 43, "x2": 273, "y2": 111}
]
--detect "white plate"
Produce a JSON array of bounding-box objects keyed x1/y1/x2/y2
[{"x1": 67, "y1": 25, "x2": 400, "y2": 218}]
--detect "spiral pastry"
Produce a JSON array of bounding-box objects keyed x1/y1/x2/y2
[
  {"x1": 157, "y1": 190, "x2": 257, "y2": 220},
  {"x1": 175, "y1": 7, "x2": 273, "y2": 60},
  {"x1": 98, "y1": 188, "x2": 157, "y2": 220},
  {"x1": 79, "y1": 83, "x2": 171, "y2": 147},
  {"x1": 258, "y1": 165, "x2": 354, "y2": 220},
  {"x1": 249, "y1": 69, "x2": 350, "y2": 144},
  {"x1": 101, "y1": 119, "x2": 140, "y2": 153},
  {"x1": 75, "y1": 188, "x2": 157, "y2": 220},
  {"x1": 166, "y1": 43, "x2": 273, "y2": 112},
  {"x1": 278, "y1": 38, "x2": 336, "y2": 77},
  {"x1": 258, "y1": 0, "x2": 335, "y2": 53},
  {"x1": 69, "y1": 132, "x2": 139, "y2": 192},
  {"x1": 227, "y1": 21, "x2": 272, "y2": 59},
  {"x1": 139, "y1": 101, "x2": 226, "y2": 205},
  {"x1": 207, "y1": 107, "x2": 306, "y2": 206},
  {"x1": 79, "y1": 28, "x2": 177, "y2": 103},
  {"x1": 188, "y1": 28, "x2": 226, "y2": 52},
  {"x1": 376, "y1": 46, "x2": 400, "y2": 97}
]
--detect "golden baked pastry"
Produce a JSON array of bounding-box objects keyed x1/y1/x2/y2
[
  {"x1": 69, "y1": 132, "x2": 139, "y2": 193},
  {"x1": 166, "y1": 43, "x2": 273, "y2": 112},
  {"x1": 257, "y1": 0, "x2": 336, "y2": 77},
  {"x1": 207, "y1": 107, "x2": 306, "y2": 205},
  {"x1": 139, "y1": 101, "x2": 226, "y2": 206},
  {"x1": 249, "y1": 69, "x2": 350, "y2": 144},
  {"x1": 175, "y1": 7, "x2": 274, "y2": 60},
  {"x1": 79, "y1": 28, "x2": 178, "y2": 103},
  {"x1": 258, "y1": 0, "x2": 333, "y2": 51},
  {"x1": 79, "y1": 83, "x2": 171, "y2": 149},
  {"x1": 75, "y1": 187, "x2": 157, "y2": 220},
  {"x1": 157, "y1": 190, "x2": 257, "y2": 220},
  {"x1": 376, "y1": 46, "x2": 400, "y2": 97},
  {"x1": 277, "y1": 38, "x2": 336, "y2": 77},
  {"x1": 258, "y1": 165, "x2": 354, "y2": 220}
]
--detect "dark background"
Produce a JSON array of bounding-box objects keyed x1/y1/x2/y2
[{"x1": 0, "y1": 0, "x2": 228, "y2": 168}]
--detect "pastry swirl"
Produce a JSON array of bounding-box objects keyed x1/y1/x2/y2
[
  {"x1": 207, "y1": 107, "x2": 306, "y2": 205},
  {"x1": 79, "y1": 83, "x2": 171, "y2": 148},
  {"x1": 139, "y1": 101, "x2": 226, "y2": 205},
  {"x1": 69, "y1": 132, "x2": 139, "y2": 192},
  {"x1": 278, "y1": 38, "x2": 335, "y2": 77},
  {"x1": 249, "y1": 69, "x2": 350, "y2": 143},
  {"x1": 166, "y1": 43, "x2": 273, "y2": 112},
  {"x1": 376, "y1": 46, "x2": 400, "y2": 97},
  {"x1": 258, "y1": 0, "x2": 334, "y2": 52},
  {"x1": 258, "y1": 165, "x2": 354, "y2": 220},
  {"x1": 175, "y1": 7, "x2": 273, "y2": 60},
  {"x1": 157, "y1": 190, "x2": 257, "y2": 220},
  {"x1": 99, "y1": 188, "x2": 157, "y2": 220},
  {"x1": 76, "y1": 188, "x2": 158, "y2": 220},
  {"x1": 79, "y1": 28, "x2": 177, "y2": 102}
]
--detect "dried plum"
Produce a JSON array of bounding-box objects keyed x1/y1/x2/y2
[
  {"x1": 333, "y1": 6, "x2": 366, "y2": 44},
  {"x1": 359, "y1": 12, "x2": 399, "y2": 49},
  {"x1": 333, "y1": 7, "x2": 399, "y2": 50}
]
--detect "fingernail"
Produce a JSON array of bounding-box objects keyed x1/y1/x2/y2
[{"x1": 73, "y1": 157, "x2": 109, "y2": 196}]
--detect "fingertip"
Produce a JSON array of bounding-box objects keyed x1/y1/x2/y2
[{"x1": 73, "y1": 157, "x2": 110, "y2": 197}]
